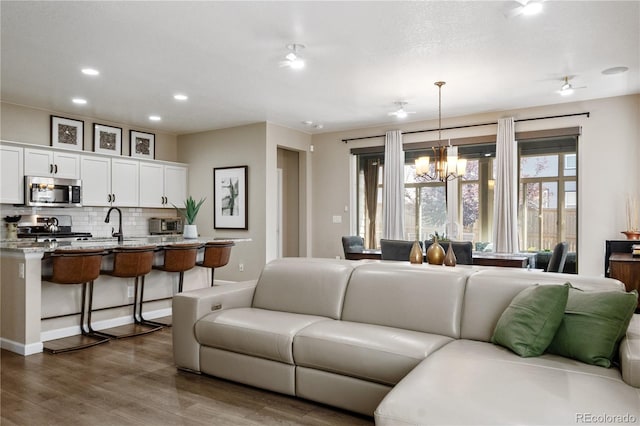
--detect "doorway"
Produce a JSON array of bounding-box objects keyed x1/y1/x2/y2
[{"x1": 277, "y1": 148, "x2": 300, "y2": 257}]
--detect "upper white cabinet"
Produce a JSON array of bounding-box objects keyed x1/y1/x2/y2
[
  {"x1": 0, "y1": 145, "x2": 24, "y2": 204},
  {"x1": 81, "y1": 156, "x2": 139, "y2": 207},
  {"x1": 24, "y1": 147, "x2": 80, "y2": 179},
  {"x1": 139, "y1": 162, "x2": 187, "y2": 208}
]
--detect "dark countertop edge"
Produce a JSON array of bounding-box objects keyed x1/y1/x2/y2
[{"x1": 0, "y1": 236, "x2": 252, "y2": 253}]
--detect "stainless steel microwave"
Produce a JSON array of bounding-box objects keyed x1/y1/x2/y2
[
  {"x1": 149, "y1": 217, "x2": 183, "y2": 234},
  {"x1": 24, "y1": 176, "x2": 82, "y2": 207}
]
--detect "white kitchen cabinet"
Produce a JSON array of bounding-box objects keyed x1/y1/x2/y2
[
  {"x1": 0, "y1": 145, "x2": 24, "y2": 204},
  {"x1": 24, "y1": 148, "x2": 80, "y2": 179},
  {"x1": 139, "y1": 162, "x2": 187, "y2": 208},
  {"x1": 81, "y1": 155, "x2": 138, "y2": 207}
]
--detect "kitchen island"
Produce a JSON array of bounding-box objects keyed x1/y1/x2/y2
[{"x1": 0, "y1": 236, "x2": 248, "y2": 355}]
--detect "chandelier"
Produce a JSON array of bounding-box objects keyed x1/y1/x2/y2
[{"x1": 415, "y1": 81, "x2": 466, "y2": 182}]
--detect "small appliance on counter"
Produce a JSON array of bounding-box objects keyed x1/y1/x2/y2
[
  {"x1": 16, "y1": 215, "x2": 92, "y2": 242},
  {"x1": 149, "y1": 217, "x2": 184, "y2": 235}
]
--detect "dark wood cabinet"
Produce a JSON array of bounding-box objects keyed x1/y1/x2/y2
[{"x1": 608, "y1": 253, "x2": 640, "y2": 310}]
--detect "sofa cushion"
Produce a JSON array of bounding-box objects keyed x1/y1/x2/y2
[
  {"x1": 375, "y1": 339, "x2": 639, "y2": 426},
  {"x1": 461, "y1": 269, "x2": 625, "y2": 342},
  {"x1": 491, "y1": 283, "x2": 569, "y2": 357},
  {"x1": 251, "y1": 258, "x2": 354, "y2": 319},
  {"x1": 546, "y1": 289, "x2": 638, "y2": 367},
  {"x1": 294, "y1": 320, "x2": 453, "y2": 386},
  {"x1": 194, "y1": 307, "x2": 329, "y2": 364},
  {"x1": 342, "y1": 263, "x2": 471, "y2": 338}
]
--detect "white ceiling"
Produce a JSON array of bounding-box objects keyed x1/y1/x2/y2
[{"x1": 1, "y1": 1, "x2": 638, "y2": 136}]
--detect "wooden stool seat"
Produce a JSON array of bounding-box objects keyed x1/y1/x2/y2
[
  {"x1": 197, "y1": 241, "x2": 235, "y2": 286},
  {"x1": 42, "y1": 248, "x2": 109, "y2": 354},
  {"x1": 98, "y1": 246, "x2": 162, "y2": 338},
  {"x1": 148, "y1": 242, "x2": 203, "y2": 326}
]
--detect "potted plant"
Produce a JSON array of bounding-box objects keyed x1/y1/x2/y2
[{"x1": 173, "y1": 196, "x2": 206, "y2": 239}]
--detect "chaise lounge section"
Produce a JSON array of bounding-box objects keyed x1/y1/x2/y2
[{"x1": 173, "y1": 258, "x2": 640, "y2": 425}]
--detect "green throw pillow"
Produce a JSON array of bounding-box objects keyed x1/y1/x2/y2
[
  {"x1": 492, "y1": 283, "x2": 570, "y2": 357},
  {"x1": 546, "y1": 288, "x2": 638, "y2": 368}
]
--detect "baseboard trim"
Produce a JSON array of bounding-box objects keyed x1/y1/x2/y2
[{"x1": 0, "y1": 338, "x2": 43, "y2": 356}]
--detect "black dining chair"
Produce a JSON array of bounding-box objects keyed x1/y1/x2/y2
[
  {"x1": 342, "y1": 236, "x2": 365, "y2": 259},
  {"x1": 546, "y1": 242, "x2": 568, "y2": 272},
  {"x1": 380, "y1": 239, "x2": 420, "y2": 261}
]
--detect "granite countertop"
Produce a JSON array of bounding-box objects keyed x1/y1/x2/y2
[{"x1": 0, "y1": 236, "x2": 251, "y2": 253}]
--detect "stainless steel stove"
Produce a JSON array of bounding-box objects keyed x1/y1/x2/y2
[{"x1": 16, "y1": 214, "x2": 92, "y2": 242}]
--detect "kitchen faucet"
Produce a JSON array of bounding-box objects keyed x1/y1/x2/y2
[{"x1": 104, "y1": 207, "x2": 123, "y2": 243}]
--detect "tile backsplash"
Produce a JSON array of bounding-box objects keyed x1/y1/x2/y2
[{"x1": 0, "y1": 205, "x2": 178, "y2": 239}]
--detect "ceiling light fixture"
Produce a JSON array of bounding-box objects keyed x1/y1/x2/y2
[
  {"x1": 522, "y1": 1, "x2": 543, "y2": 15},
  {"x1": 173, "y1": 94, "x2": 188, "y2": 101},
  {"x1": 602, "y1": 66, "x2": 629, "y2": 75},
  {"x1": 81, "y1": 68, "x2": 100, "y2": 76},
  {"x1": 560, "y1": 76, "x2": 574, "y2": 96},
  {"x1": 414, "y1": 82, "x2": 466, "y2": 183},
  {"x1": 388, "y1": 101, "x2": 415, "y2": 119},
  {"x1": 284, "y1": 44, "x2": 305, "y2": 70},
  {"x1": 149, "y1": 115, "x2": 161, "y2": 121},
  {"x1": 72, "y1": 98, "x2": 87, "y2": 105}
]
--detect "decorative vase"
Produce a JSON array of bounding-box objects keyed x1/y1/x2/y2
[
  {"x1": 409, "y1": 240, "x2": 423, "y2": 264},
  {"x1": 444, "y1": 243, "x2": 457, "y2": 267},
  {"x1": 426, "y1": 238, "x2": 445, "y2": 265},
  {"x1": 183, "y1": 224, "x2": 198, "y2": 239},
  {"x1": 621, "y1": 231, "x2": 640, "y2": 240}
]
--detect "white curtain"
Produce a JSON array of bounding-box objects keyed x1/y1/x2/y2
[
  {"x1": 492, "y1": 117, "x2": 519, "y2": 253},
  {"x1": 382, "y1": 130, "x2": 405, "y2": 240},
  {"x1": 446, "y1": 146, "x2": 461, "y2": 240}
]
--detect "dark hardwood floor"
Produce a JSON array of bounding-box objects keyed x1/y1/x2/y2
[{"x1": 1, "y1": 328, "x2": 373, "y2": 425}]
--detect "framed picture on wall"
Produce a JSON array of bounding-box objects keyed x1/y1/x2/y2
[
  {"x1": 214, "y1": 165, "x2": 248, "y2": 230},
  {"x1": 130, "y1": 130, "x2": 155, "y2": 159},
  {"x1": 51, "y1": 116, "x2": 84, "y2": 150},
  {"x1": 93, "y1": 123, "x2": 122, "y2": 155}
]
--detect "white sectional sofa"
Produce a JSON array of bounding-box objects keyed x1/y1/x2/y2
[{"x1": 172, "y1": 258, "x2": 640, "y2": 425}]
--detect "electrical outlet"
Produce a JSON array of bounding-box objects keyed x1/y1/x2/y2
[
  {"x1": 239, "y1": 263, "x2": 244, "y2": 272},
  {"x1": 127, "y1": 286, "x2": 134, "y2": 298}
]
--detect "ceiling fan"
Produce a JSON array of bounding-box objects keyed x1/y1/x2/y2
[
  {"x1": 558, "y1": 76, "x2": 586, "y2": 96},
  {"x1": 504, "y1": 0, "x2": 546, "y2": 18},
  {"x1": 388, "y1": 102, "x2": 416, "y2": 119}
]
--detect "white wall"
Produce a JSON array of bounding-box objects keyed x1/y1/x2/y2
[
  {"x1": 310, "y1": 94, "x2": 640, "y2": 276},
  {"x1": 177, "y1": 122, "x2": 311, "y2": 281},
  {"x1": 1, "y1": 102, "x2": 178, "y2": 161}
]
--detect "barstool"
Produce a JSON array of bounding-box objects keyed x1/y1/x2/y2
[
  {"x1": 146, "y1": 242, "x2": 203, "y2": 326},
  {"x1": 42, "y1": 248, "x2": 110, "y2": 354},
  {"x1": 96, "y1": 245, "x2": 163, "y2": 338},
  {"x1": 197, "y1": 241, "x2": 235, "y2": 286}
]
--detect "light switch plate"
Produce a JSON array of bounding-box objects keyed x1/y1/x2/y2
[{"x1": 332, "y1": 215, "x2": 342, "y2": 224}]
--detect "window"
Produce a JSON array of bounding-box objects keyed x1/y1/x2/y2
[
  {"x1": 354, "y1": 131, "x2": 578, "y2": 256},
  {"x1": 517, "y1": 136, "x2": 577, "y2": 253}
]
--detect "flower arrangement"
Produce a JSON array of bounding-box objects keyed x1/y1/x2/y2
[{"x1": 173, "y1": 196, "x2": 206, "y2": 225}]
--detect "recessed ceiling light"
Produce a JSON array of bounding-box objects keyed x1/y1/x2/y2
[
  {"x1": 149, "y1": 115, "x2": 162, "y2": 121},
  {"x1": 522, "y1": 1, "x2": 543, "y2": 15},
  {"x1": 72, "y1": 98, "x2": 87, "y2": 105},
  {"x1": 81, "y1": 68, "x2": 100, "y2": 76},
  {"x1": 174, "y1": 94, "x2": 188, "y2": 101},
  {"x1": 602, "y1": 66, "x2": 629, "y2": 75}
]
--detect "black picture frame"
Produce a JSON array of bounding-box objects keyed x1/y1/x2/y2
[
  {"x1": 51, "y1": 115, "x2": 84, "y2": 150},
  {"x1": 129, "y1": 130, "x2": 155, "y2": 159},
  {"x1": 214, "y1": 166, "x2": 248, "y2": 230},
  {"x1": 93, "y1": 123, "x2": 122, "y2": 155}
]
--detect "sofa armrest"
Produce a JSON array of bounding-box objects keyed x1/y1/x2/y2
[
  {"x1": 620, "y1": 314, "x2": 640, "y2": 388},
  {"x1": 172, "y1": 280, "x2": 257, "y2": 372}
]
